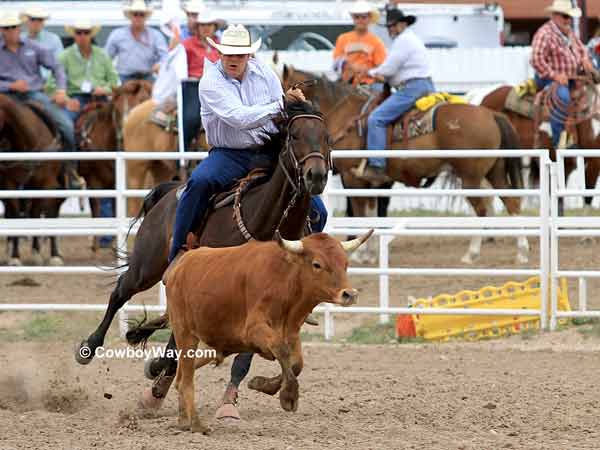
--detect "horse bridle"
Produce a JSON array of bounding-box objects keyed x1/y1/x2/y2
[{"x1": 278, "y1": 113, "x2": 332, "y2": 196}]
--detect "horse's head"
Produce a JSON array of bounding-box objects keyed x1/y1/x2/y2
[
  {"x1": 112, "y1": 80, "x2": 153, "y2": 122},
  {"x1": 280, "y1": 100, "x2": 331, "y2": 195},
  {"x1": 282, "y1": 65, "x2": 320, "y2": 102}
]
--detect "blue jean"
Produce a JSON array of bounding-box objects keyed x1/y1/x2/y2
[
  {"x1": 9, "y1": 91, "x2": 75, "y2": 149},
  {"x1": 120, "y1": 73, "x2": 153, "y2": 84},
  {"x1": 168, "y1": 147, "x2": 328, "y2": 262},
  {"x1": 181, "y1": 80, "x2": 201, "y2": 151},
  {"x1": 534, "y1": 74, "x2": 571, "y2": 148},
  {"x1": 99, "y1": 199, "x2": 115, "y2": 246},
  {"x1": 366, "y1": 78, "x2": 435, "y2": 168},
  {"x1": 66, "y1": 94, "x2": 108, "y2": 122}
]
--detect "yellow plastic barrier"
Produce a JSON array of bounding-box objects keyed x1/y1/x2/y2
[{"x1": 400, "y1": 277, "x2": 570, "y2": 342}]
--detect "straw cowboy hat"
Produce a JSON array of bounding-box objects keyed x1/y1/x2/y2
[
  {"x1": 181, "y1": 0, "x2": 205, "y2": 14},
  {"x1": 0, "y1": 11, "x2": 23, "y2": 28},
  {"x1": 545, "y1": 0, "x2": 581, "y2": 18},
  {"x1": 207, "y1": 24, "x2": 261, "y2": 55},
  {"x1": 123, "y1": 0, "x2": 153, "y2": 19},
  {"x1": 20, "y1": 5, "x2": 50, "y2": 21},
  {"x1": 65, "y1": 20, "x2": 101, "y2": 38},
  {"x1": 348, "y1": 1, "x2": 380, "y2": 25},
  {"x1": 196, "y1": 10, "x2": 226, "y2": 28}
]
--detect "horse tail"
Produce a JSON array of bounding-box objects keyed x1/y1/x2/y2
[
  {"x1": 125, "y1": 311, "x2": 169, "y2": 348},
  {"x1": 493, "y1": 112, "x2": 523, "y2": 189},
  {"x1": 126, "y1": 180, "x2": 181, "y2": 239}
]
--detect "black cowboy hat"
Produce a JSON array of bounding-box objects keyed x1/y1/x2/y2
[{"x1": 385, "y1": 8, "x2": 416, "y2": 27}]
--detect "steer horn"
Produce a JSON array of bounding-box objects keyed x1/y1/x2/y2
[
  {"x1": 341, "y1": 229, "x2": 374, "y2": 253},
  {"x1": 276, "y1": 231, "x2": 304, "y2": 254}
]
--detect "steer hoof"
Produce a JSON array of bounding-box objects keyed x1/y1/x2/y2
[
  {"x1": 191, "y1": 419, "x2": 212, "y2": 435},
  {"x1": 215, "y1": 403, "x2": 240, "y2": 420},
  {"x1": 74, "y1": 341, "x2": 94, "y2": 365},
  {"x1": 279, "y1": 391, "x2": 298, "y2": 412}
]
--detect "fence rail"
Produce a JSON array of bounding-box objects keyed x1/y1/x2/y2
[{"x1": 1, "y1": 149, "x2": 598, "y2": 339}]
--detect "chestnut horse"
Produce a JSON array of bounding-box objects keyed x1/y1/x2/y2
[
  {"x1": 282, "y1": 67, "x2": 528, "y2": 265},
  {"x1": 122, "y1": 99, "x2": 208, "y2": 217},
  {"x1": 76, "y1": 80, "x2": 152, "y2": 250},
  {"x1": 0, "y1": 94, "x2": 62, "y2": 266},
  {"x1": 481, "y1": 83, "x2": 600, "y2": 208}
]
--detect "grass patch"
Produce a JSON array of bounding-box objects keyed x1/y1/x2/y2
[
  {"x1": 519, "y1": 328, "x2": 540, "y2": 341},
  {"x1": 300, "y1": 331, "x2": 324, "y2": 342},
  {"x1": 346, "y1": 321, "x2": 406, "y2": 344},
  {"x1": 147, "y1": 328, "x2": 172, "y2": 343},
  {"x1": 574, "y1": 317, "x2": 600, "y2": 339},
  {"x1": 23, "y1": 313, "x2": 63, "y2": 340}
]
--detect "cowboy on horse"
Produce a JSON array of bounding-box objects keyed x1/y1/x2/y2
[
  {"x1": 531, "y1": 0, "x2": 595, "y2": 149},
  {"x1": 0, "y1": 11, "x2": 85, "y2": 189},
  {"x1": 352, "y1": 7, "x2": 435, "y2": 185},
  {"x1": 332, "y1": 0, "x2": 386, "y2": 88}
]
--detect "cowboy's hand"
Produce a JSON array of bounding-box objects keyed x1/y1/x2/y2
[
  {"x1": 66, "y1": 98, "x2": 80, "y2": 112},
  {"x1": 582, "y1": 59, "x2": 594, "y2": 73},
  {"x1": 285, "y1": 88, "x2": 306, "y2": 103},
  {"x1": 53, "y1": 90, "x2": 67, "y2": 106},
  {"x1": 9, "y1": 79, "x2": 29, "y2": 93},
  {"x1": 93, "y1": 86, "x2": 110, "y2": 96},
  {"x1": 553, "y1": 73, "x2": 569, "y2": 85},
  {"x1": 152, "y1": 63, "x2": 161, "y2": 74}
]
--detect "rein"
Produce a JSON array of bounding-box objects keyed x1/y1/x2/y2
[{"x1": 232, "y1": 113, "x2": 329, "y2": 241}]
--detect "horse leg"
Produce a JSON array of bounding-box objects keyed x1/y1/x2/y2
[
  {"x1": 5, "y1": 200, "x2": 22, "y2": 266},
  {"x1": 47, "y1": 199, "x2": 65, "y2": 266},
  {"x1": 89, "y1": 197, "x2": 101, "y2": 252},
  {"x1": 75, "y1": 265, "x2": 162, "y2": 365},
  {"x1": 584, "y1": 159, "x2": 600, "y2": 211},
  {"x1": 349, "y1": 197, "x2": 377, "y2": 264},
  {"x1": 462, "y1": 178, "x2": 488, "y2": 265},
  {"x1": 486, "y1": 160, "x2": 529, "y2": 264}
]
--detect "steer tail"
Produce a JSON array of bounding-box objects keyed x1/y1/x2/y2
[
  {"x1": 494, "y1": 112, "x2": 523, "y2": 190},
  {"x1": 125, "y1": 311, "x2": 169, "y2": 348}
]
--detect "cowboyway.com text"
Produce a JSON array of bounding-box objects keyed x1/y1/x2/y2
[{"x1": 79, "y1": 345, "x2": 216, "y2": 361}]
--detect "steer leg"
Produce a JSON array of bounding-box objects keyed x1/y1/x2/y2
[{"x1": 273, "y1": 343, "x2": 300, "y2": 412}]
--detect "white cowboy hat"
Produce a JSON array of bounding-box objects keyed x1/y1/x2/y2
[
  {"x1": 207, "y1": 24, "x2": 261, "y2": 55},
  {"x1": 181, "y1": 0, "x2": 205, "y2": 14},
  {"x1": 196, "y1": 10, "x2": 226, "y2": 28},
  {"x1": 65, "y1": 20, "x2": 101, "y2": 38},
  {"x1": 123, "y1": 0, "x2": 153, "y2": 19},
  {"x1": 20, "y1": 5, "x2": 50, "y2": 20},
  {"x1": 545, "y1": 0, "x2": 581, "y2": 18},
  {"x1": 0, "y1": 11, "x2": 22, "y2": 28},
  {"x1": 348, "y1": 1, "x2": 380, "y2": 25}
]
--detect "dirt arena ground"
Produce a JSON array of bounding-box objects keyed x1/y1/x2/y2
[{"x1": 1, "y1": 235, "x2": 600, "y2": 449}]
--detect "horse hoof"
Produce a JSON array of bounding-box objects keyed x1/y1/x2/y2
[
  {"x1": 8, "y1": 258, "x2": 22, "y2": 267},
  {"x1": 74, "y1": 340, "x2": 94, "y2": 365},
  {"x1": 48, "y1": 256, "x2": 64, "y2": 267},
  {"x1": 191, "y1": 421, "x2": 211, "y2": 435},
  {"x1": 580, "y1": 237, "x2": 595, "y2": 246},
  {"x1": 460, "y1": 253, "x2": 478, "y2": 265},
  {"x1": 215, "y1": 403, "x2": 241, "y2": 420},
  {"x1": 138, "y1": 386, "x2": 165, "y2": 411},
  {"x1": 516, "y1": 254, "x2": 529, "y2": 265},
  {"x1": 28, "y1": 252, "x2": 44, "y2": 266}
]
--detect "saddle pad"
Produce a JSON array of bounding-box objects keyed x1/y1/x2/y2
[
  {"x1": 514, "y1": 79, "x2": 538, "y2": 98},
  {"x1": 504, "y1": 88, "x2": 536, "y2": 119},
  {"x1": 415, "y1": 92, "x2": 466, "y2": 112},
  {"x1": 392, "y1": 105, "x2": 438, "y2": 142}
]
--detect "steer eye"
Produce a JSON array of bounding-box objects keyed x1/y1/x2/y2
[{"x1": 312, "y1": 260, "x2": 322, "y2": 270}]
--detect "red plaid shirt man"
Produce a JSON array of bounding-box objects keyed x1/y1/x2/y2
[{"x1": 531, "y1": 20, "x2": 589, "y2": 79}]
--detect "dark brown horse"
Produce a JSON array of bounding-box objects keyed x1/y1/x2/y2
[
  {"x1": 74, "y1": 100, "x2": 331, "y2": 411},
  {"x1": 282, "y1": 67, "x2": 528, "y2": 265},
  {"x1": 76, "y1": 80, "x2": 152, "y2": 251},
  {"x1": 0, "y1": 93, "x2": 63, "y2": 266}
]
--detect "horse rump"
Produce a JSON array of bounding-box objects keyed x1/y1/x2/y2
[{"x1": 493, "y1": 112, "x2": 523, "y2": 189}]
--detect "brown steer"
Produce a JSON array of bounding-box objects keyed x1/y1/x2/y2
[{"x1": 157, "y1": 230, "x2": 372, "y2": 433}]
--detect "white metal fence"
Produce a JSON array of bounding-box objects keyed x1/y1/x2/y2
[{"x1": 1, "y1": 149, "x2": 599, "y2": 340}]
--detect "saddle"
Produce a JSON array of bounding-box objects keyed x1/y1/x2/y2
[
  {"x1": 504, "y1": 79, "x2": 540, "y2": 119},
  {"x1": 149, "y1": 99, "x2": 179, "y2": 133}
]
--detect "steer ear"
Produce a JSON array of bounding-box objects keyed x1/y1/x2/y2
[
  {"x1": 275, "y1": 231, "x2": 304, "y2": 254},
  {"x1": 340, "y1": 229, "x2": 374, "y2": 253}
]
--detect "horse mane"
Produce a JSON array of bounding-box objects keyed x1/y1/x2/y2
[{"x1": 0, "y1": 94, "x2": 40, "y2": 150}]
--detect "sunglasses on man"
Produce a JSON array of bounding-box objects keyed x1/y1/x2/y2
[
  {"x1": 132, "y1": 12, "x2": 146, "y2": 17},
  {"x1": 558, "y1": 13, "x2": 572, "y2": 20},
  {"x1": 75, "y1": 29, "x2": 91, "y2": 35},
  {"x1": 0, "y1": 25, "x2": 19, "y2": 30},
  {"x1": 352, "y1": 14, "x2": 370, "y2": 19}
]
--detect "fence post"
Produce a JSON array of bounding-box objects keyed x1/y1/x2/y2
[
  {"x1": 549, "y1": 163, "x2": 559, "y2": 331},
  {"x1": 539, "y1": 154, "x2": 550, "y2": 330},
  {"x1": 115, "y1": 153, "x2": 128, "y2": 338},
  {"x1": 177, "y1": 81, "x2": 186, "y2": 171},
  {"x1": 379, "y1": 234, "x2": 390, "y2": 324}
]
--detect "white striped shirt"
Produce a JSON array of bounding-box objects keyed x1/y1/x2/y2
[{"x1": 199, "y1": 58, "x2": 283, "y2": 149}]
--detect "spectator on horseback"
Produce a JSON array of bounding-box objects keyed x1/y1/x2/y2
[
  {"x1": 179, "y1": 9, "x2": 223, "y2": 150},
  {"x1": 0, "y1": 11, "x2": 85, "y2": 189},
  {"x1": 531, "y1": 0, "x2": 594, "y2": 149},
  {"x1": 58, "y1": 20, "x2": 119, "y2": 122},
  {"x1": 333, "y1": 1, "x2": 386, "y2": 87},
  {"x1": 167, "y1": 24, "x2": 328, "y2": 264},
  {"x1": 105, "y1": 0, "x2": 168, "y2": 83},
  {"x1": 353, "y1": 7, "x2": 434, "y2": 185}
]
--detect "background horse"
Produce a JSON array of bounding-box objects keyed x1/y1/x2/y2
[
  {"x1": 76, "y1": 80, "x2": 152, "y2": 250},
  {"x1": 0, "y1": 94, "x2": 63, "y2": 266},
  {"x1": 75, "y1": 100, "x2": 331, "y2": 412},
  {"x1": 283, "y1": 67, "x2": 527, "y2": 265},
  {"x1": 122, "y1": 98, "x2": 208, "y2": 217}
]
